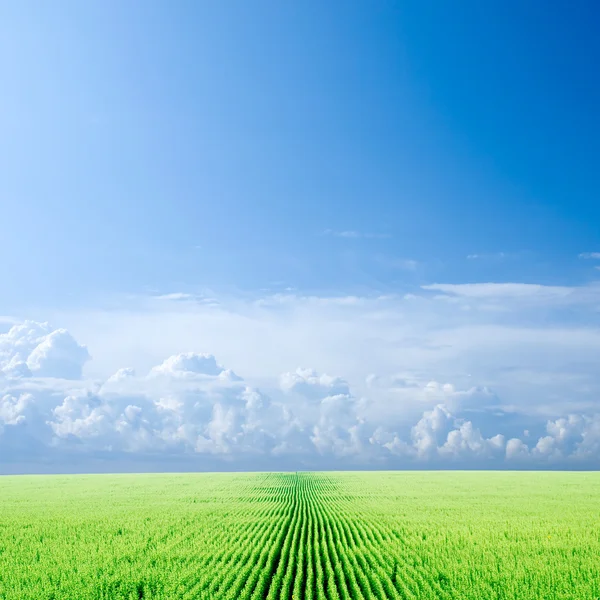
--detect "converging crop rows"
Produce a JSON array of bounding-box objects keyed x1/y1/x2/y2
[{"x1": 0, "y1": 472, "x2": 598, "y2": 599}]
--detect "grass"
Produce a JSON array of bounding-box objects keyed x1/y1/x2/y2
[{"x1": 0, "y1": 471, "x2": 598, "y2": 599}]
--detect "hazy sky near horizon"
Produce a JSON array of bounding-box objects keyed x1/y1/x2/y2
[{"x1": 1, "y1": 1, "x2": 600, "y2": 472}]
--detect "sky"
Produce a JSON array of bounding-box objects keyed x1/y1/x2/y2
[{"x1": 1, "y1": 1, "x2": 600, "y2": 472}]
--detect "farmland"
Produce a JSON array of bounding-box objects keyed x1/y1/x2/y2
[{"x1": 0, "y1": 472, "x2": 598, "y2": 599}]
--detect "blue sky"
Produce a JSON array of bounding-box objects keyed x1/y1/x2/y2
[
  {"x1": 2, "y1": 0, "x2": 600, "y2": 309},
  {"x1": 1, "y1": 2, "x2": 600, "y2": 471}
]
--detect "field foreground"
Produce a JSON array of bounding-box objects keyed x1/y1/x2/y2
[{"x1": 0, "y1": 472, "x2": 599, "y2": 599}]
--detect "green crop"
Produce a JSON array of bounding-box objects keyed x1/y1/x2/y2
[{"x1": 0, "y1": 471, "x2": 598, "y2": 599}]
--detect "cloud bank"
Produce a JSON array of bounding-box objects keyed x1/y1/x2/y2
[{"x1": 1, "y1": 306, "x2": 599, "y2": 471}]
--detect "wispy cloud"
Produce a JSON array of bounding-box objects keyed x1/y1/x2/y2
[
  {"x1": 467, "y1": 252, "x2": 509, "y2": 260},
  {"x1": 155, "y1": 293, "x2": 196, "y2": 301},
  {"x1": 376, "y1": 256, "x2": 418, "y2": 271},
  {"x1": 0, "y1": 316, "x2": 19, "y2": 327},
  {"x1": 323, "y1": 229, "x2": 391, "y2": 239},
  {"x1": 579, "y1": 252, "x2": 600, "y2": 260},
  {"x1": 391, "y1": 258, "x2": 418, "y2": 271},
  {"x1": 154, "y1": 292, "x2": 220, "y2": 306},
  {"x1": 421, "y1": 282, "x2": 574, "y2": 299}
]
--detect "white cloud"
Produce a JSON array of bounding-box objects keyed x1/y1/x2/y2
[
  {"x1": 504, "y1": 414, "x2": 600, "y2": 464},
  {"x1": 105, "y1": 368, "x2": 136, "y2": 383},
  {"x1": 411, "y1": 404, "x2": 453, "y2": 458},
  {"x1": 439, "y1": 422, "x2": 505, "y2": 460},
  {"x1": 322, "y1": 229, "x2": 391, "y2": 239},
  {"x1": 26, "y1": 329, "x2": 90, "y2": 379},
  {"x1": 1, "y1": 321, "x2": 90, "y2": 379},
  {"x1": 280, "y1": 368, "x2": 350, "y2": 400},
  {"x1": 422, "y1": 282, "x2": 574, "y2": 299},
  {"x1": 45, "y1": 357, "x2": 282, "y2": 458},
  {"x1": 578, "y1": 252, "x2": 600, "y2": 260},
  {"x1": 466, "y1": 252, "x2": 508, "y2": 260},
  {"x1": 310, "y1": 393, "x2": 365, "y2": 457},
  {"x1": 155, "y1": 293, "x2": 195, "y2": 301},
  {"x1": 506, "y1": 438, "x2": 529, "y2": 460},
  {"x1": 150, "y1": 352, "x2": 225, "y2": 377},
  {"x1": 0, "y1": 393, "x2": 33, "y2": 426}
]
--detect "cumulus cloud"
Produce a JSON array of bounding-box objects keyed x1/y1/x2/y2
[
  {"x1": 0, "y1": 321, "x2": 90, "y2": 379},
  {"x1": 1, "y1": 319, "x2": 599, "y2": 471},
  {"x1": 47, "y1": 360, "x2": 280, "y2": 457},
  {"x1": 504, "y1": 414, "x2": 600, "y2": 464},
  {"x1": 0, "y1": 393, "x2": 33, "y2": 427},
  {"x1": 365, "y1": 373, "x2": 499, "y2": 421},
  {"x1": 151, "y1": 352, "x2": 224, "y2": 377},
  {"x1": 506, "y1": 438, "x2": 529, "y2": 460},
  {"x1": 280, "y1": 368, "x2": 350, "y2": 400},
  {"x1": 403, "y1": 404, "x2": 504, "y2": 461},
  {"x1": 26, "y1": 329, "x2": 90, "y2": 379},
  {"x1": 411, "y1": 404, "x2": 453, "y2": 458},
  {"x1": 439, "y1": 422, "x2": 505, "y2": 460},
  {"x1": 105, "y1": 368, "x2": 136, "y2": 383}
]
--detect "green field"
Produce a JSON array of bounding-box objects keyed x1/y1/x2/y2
[{"x1": 0, "y1": 472, "x2": 598, "y2": 599}]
